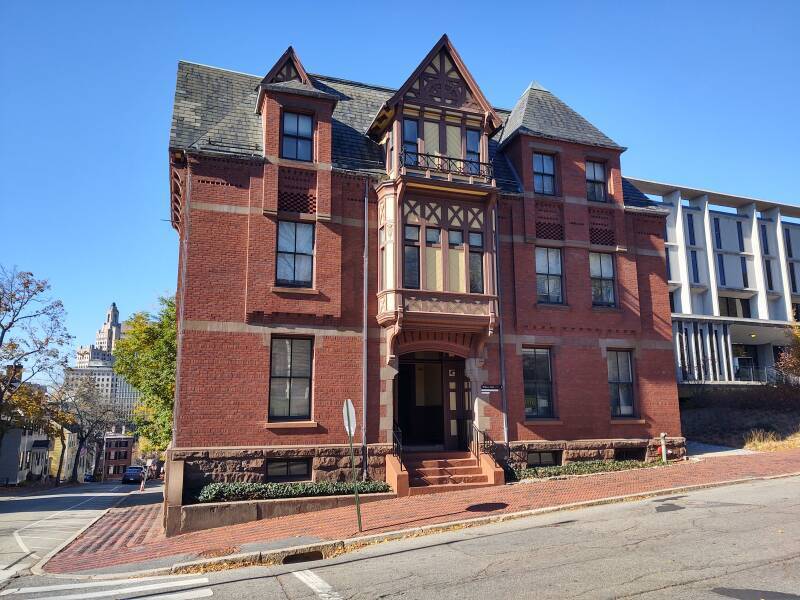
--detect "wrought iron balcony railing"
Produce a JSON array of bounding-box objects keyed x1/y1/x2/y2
[{"x1": 401, "y1": 148, "x2": 493, "y2": 180}]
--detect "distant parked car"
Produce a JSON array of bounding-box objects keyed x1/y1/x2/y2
[
  {"x1": 84, "y1": 473, "x2": 96, "y2": 482},
  {"x1": 121, "y1": 466, "x2": 144, "y2": 484}
]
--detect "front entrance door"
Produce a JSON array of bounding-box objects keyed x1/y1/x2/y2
[{"x1": 397, "y1": 352, "x2": 471, "y2": 450}]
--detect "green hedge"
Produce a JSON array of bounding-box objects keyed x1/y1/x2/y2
[
  {"x1": 514, "y1": 459, "x2": 663, "y2": 481},
  {"x1": 197, "y1": 480, "x2": 391, "y2": 503}
]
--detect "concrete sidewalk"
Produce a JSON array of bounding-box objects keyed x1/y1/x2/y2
[{"x1": 42, "y1": 449, "x2": 800, "y2": 577}]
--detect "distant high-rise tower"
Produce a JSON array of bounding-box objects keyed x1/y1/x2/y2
[
  {"x1": 66, "y1": 303, "x2": 139, "y2": 422},
  {"x1": 95, "y1": 302, "x2": 122, "y2": 352}
]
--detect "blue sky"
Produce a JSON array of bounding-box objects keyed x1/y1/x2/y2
[{"x1": 1, "y1": 1, "x2": 798, "y2": 354}]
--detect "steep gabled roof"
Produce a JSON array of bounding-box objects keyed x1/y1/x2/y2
[
  {"x1": 256, "y1": 46, "x2": 337, "y2": 112},
  {"x1": 367, "y1": 34, "x2": 502, "y2": 137},
  {"x1": 497, "y1": 83, "x2": 622, "y2": 150}
]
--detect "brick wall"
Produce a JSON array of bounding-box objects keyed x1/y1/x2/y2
[{"x1": 173, "y1": 130, "x2": 681, "y2": 456}]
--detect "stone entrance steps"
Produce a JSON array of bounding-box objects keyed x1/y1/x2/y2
[{"x1": 405, "y1": 451, "x2": 495, "y2": 496}]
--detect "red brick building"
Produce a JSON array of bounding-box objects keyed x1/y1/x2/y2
[{"x1": 165, "y1": 36, "x2": 683, "y2": 507}]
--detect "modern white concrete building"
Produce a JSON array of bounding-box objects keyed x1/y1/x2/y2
[
  {"x1": 628, "y1": 178, "x2": 799, "y2": 387},
  {"x1": 65, "y1": 303, "x2": 140, "y2": 421}
]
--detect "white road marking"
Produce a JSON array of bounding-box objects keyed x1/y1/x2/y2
[
  {"x1": 31, "y1": 577, "x2": 209, "y2": 600},
  {"x1": 10, "y1": 485, "x2": 125, "y2": 559},
  {"x1": 0, "y1": 575, "x2": 204, "y2": 595},
  {"x1": 141, "y1": 590, "x2": 213, "y2": 600},
  {"x1": 293, "y1": 570, "x2": 343, "y2": 600}
]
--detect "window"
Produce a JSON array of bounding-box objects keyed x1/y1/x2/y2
[
  {"x1": 266, "y1": 458, "x2": 310, "y2": 482},
  {"x1": 378, "y1": 227, "x2": 386, "y2": 291},
  {"x1": 535, "y1": 247, "x2": 563, "y2": 304},
  {"x1": 403, "y1": 119, "x2": 418, "y2": 165},
  {"x1": 791, "y1": 264, "x2": 798, "y2": 294},
  {"x1": 760, "y1": 224, "x2": 769, "y2": 254},
  {"x1": 765, "y1": 260, "x2": 774, "y2": 291},
  {"x1": 403, "y1": 225, "x2": 420, "y2": 289},
  {"x1": 686, "y1": 213, "x2": 697, "y2": 246},
  {"x1": 465, "y1": 129, "x2": 480, "y2": 174},
  {"x1": 386, "y1": 130, "x2": 394, "y2": 171},
  {"x1": 793, "y1": 303, "x2": 800, "y2": 321},
  {"x1": 527, "y1": 451, "x2": 561, "y2": 467},
  {"x1": 736, "y1": 221, "x2": 745, "y2": 252},
  {"x1": 740, "y1": 256, "x2": 749, "y2": 288},
  {"x1": 523, "y1": 348, "x2": 554, "y2": 418},
  {"x1": 690, "y1": 250, "x2": 700, "y2": 284},
  {"x1": 717, "y1": 254, "x2": 726, "y2": 286},
  {"x1": 277, "y1": 221, "x2": 314, "y2": 287},
  {"x1": 585, "y1": 161, "x2": 606, "y2": 202},
  {"x1": 607, "y1": 350, "x2": 634, "y2": 417},
  {"x1": 468, "y1": 232, "x2": 484, "y2": 294},
  {"x1": 786, "y1": 228, "x2": 794, "y2": 258},
  {"x1": 668, "y1": 291, "x2": 675, "y2": 313},
  {"x1": 448, "y1": 230, "x2": 463, "y2": 247},
  {"x1": 590, "y1": 252, "x2": 615, "y2": 306},
  {"x1": 713, "y1": 218, "x2": 722, "y2": 249},
  {"x1": 533, "y1": 153, "x2": 555, "y2": 195},
  {"x1": 269, "y1": 338, "x2": 312, "y2": 421},
  {"x1": 281, "y1": 112, "x2": 313, "y2": 161},
  {"x1": 719, "y1": 296, "x2": 751, "y2": 319},
  {"x1": 426, "y1": 227, "x2": 441, "y2": 245}
]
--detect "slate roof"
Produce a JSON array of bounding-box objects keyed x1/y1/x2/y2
[
  {"x1": 621, "y1": 178, "x2": 667, "y2": 212},
  {"x1": 169, "y1": 61, "x2": 620, "y2": 195},
  {"x1": 496, "y1": 83, "x2": 622, "y2": 150}
]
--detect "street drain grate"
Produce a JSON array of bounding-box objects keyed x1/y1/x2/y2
[{"x1": 283, "y1": 550, "x2": 325, "y2": 564}]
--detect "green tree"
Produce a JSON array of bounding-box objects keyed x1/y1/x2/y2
[{"x1": 113, "y1": 297, "x2": 176, "y2": 451}]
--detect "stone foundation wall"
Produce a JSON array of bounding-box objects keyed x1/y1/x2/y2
[
  {"x1": 172, "y1": 445, "x2": 391, "y2": 495},
  {"x1": 505, "y1": 437, "x2": 686, "y2": 470}
]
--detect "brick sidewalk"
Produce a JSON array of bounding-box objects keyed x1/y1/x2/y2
[{"x1": 44, "y1": 449, "x2": 800, "y2": 575}]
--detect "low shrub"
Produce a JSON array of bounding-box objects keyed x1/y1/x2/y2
[
  {"x1": 514, "y1": 459, "x2": 663, "y2": 481},
  {"x1": 197, "y1": 480, "x2": 391, "y2": 503}
]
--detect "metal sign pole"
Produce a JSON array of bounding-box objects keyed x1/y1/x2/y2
[{"x1": 343, "y1": 398, "x2": 363, "y2": 532}]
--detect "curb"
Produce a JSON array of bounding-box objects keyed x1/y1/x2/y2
[
  {"x1": 36, "y1": 469, "x2": 800, "y2": 581},
  {"x1": 29, "y1": 486, "x2": 156, "y2": 578}
]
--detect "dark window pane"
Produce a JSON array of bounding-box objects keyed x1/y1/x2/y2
[
  {"x1": 282, "y1": 137, "x2": 297, "y2": 160},
  {"x1": 542, "y1": 175, "x2": 554, "y2": 195},
  {"x1": 295, "y1": 223, "x2": 313, "y2": 253},
  {"x1": 466, "y1": 129, "x2": 480, "y2": 153},
  {"x1": 296, "y1": 139, "x2": 312, "y2": 161},
  {"x1": 403, "y1": 119, "x2": 418, "y2": 143},
  {"x1": 469, "y1": 252, "x2": 483, "y2": 293},
  {"x1": 534, "y1": 174, "x2": 544, "y2": 194},
  {"x1": 283, "y1": 113, "x2": 298, "y2": 136},
  {"x1": 297, "y1": 114, "x2": 312, "y2": 137},
  {"x1": 404, "y1": 246, "x2": 420, "y2": 288},
  {"x1": 404, "y1": 225, "x2": 419, "y2": 242},
  {"x1": 426, "y1": 228, "x2": 440, "y2": 245}
]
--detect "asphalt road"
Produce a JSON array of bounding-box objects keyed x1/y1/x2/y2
[
  {"x1": 0, "y1": 482, "x2": 138, "y2": 582},
  {"x1": 2, "y1": 476, "x2": 799, "y2": 599}
]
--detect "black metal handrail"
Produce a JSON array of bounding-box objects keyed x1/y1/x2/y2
[
  {"x1": 392, "y1": 421, "x2": 404, "y2": 471},
  {"x1": 401, "y1": 148, "x2": 493, "y2": 180},
  {"x1": 470, "y1": 423, "x2": 501, "y2": 462}
]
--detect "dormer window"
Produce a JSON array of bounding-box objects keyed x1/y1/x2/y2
[
  {"x1": 403, "y1": 119, "x2": 419, "y2": 166},
  {"x1": 586, "y1": 161, "x2": 606, "y2": 202},
  {"x1": 465, "y1": 129, "x2": 480, "y2": 174},
  {"x1": 282, "y1": 112, "x2": 313, "y2": 161},
  {"x1": 533, "y1": 153, "x2": 555, "y2": 195}
]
